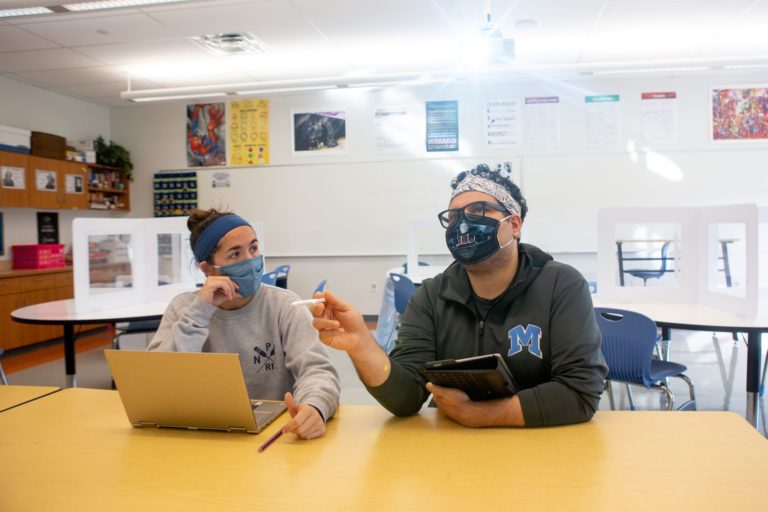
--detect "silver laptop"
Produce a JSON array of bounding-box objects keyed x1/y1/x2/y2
[{"x1": 105, "y1": 349, "x2": 286, "y2": 434}]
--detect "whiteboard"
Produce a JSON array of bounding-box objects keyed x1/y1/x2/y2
[{"x1": 195, "y1": 157, "x2": 521, "y2": 257}]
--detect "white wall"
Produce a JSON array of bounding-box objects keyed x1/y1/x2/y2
[
  {"x1": 103, "y1": 70, "x2": 766, "y2": 313},
  {"x1": 0, "y1": 76, "x2": 115, "y2": 262}
]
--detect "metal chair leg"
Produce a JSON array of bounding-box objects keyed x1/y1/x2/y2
[
  {"x1": 759, "y1": 350, "x2": 768, "y2": 397},
  {"x1": 658, "y1": 383, "x2": 675, "y2": 411},
  {"x1": 626, "y1": 384, "x2": 636, "y2": 411},
  {"x1": 673, "y1": 374, "x2": 697, "y2": 411},
  {"x1": 606, "y1": 380, "x2": 616, "y2": 410},
  {"x1": 0, "y1": 363, "x2": 8, "y2": 385}
]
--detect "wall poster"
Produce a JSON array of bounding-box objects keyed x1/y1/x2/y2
[
  {"x1": 186, "y1": 103, "x2": 226, "y2": 167},
  {"x1": 229, "y1": 99, "x2": 269, "y2": 165},
  {"x1": 426, "y1": 100, "x2": 459, "y2": 152},
  {"x1": 153, "y1": 171, "x2": 198, "y2": 217},
  {"x1": 711, "y1": 86, "x2": 768, "y2": 141},
  {"x1": 292, "y1": 110, "x2": 347, "y2": 154}
]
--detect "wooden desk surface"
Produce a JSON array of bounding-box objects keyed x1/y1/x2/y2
[
  {"x1": 1, "y1": 388, "x2": 766, "y2": 511},
  {"x1": 0, "y1": 385, "x2": 59, "y2": 412}
]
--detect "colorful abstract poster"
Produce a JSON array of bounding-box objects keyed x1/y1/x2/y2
[
  {"x1": 292, "y1": 110, "x2": 347, "y2": 154},
  {"x1": 229, "y1": 99, "x2": 269, "y2": 165},
  {"x1": 186, "y1": 103, "x2": 226, "y2": 167},
  {"x1": 426, "y1": 100, "x2": 459, "y2": 152},
  {"x1": 711, "y1": 86, "x2": 768, "y2": 141},
  {"x1": 153, "y1": 171, "x2": 198, "y2": 217}
]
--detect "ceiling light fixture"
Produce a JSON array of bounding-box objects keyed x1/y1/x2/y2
[
  {"x1": 592, "y1": 66, "x2": 711, "y2": 75},
  {"x1": 62, "y1": 0, "x2": 189, "y2": 11},
  {"x1": 121, "y1": 72, "x2": 430, "y2": 102},
  {"x1": 0, "y1": 7, "x2": 54, "y2": 17}
]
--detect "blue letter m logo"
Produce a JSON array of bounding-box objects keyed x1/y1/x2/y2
[{"x1": 508, "y1": 324, "x2": 543, "y2": 359}]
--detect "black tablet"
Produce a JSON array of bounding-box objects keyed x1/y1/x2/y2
[{"x1": 421, "y1": 353, "x2": 519, "y2": 401}]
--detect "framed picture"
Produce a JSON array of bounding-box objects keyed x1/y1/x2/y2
[
  {"x1": 65, "y1": 174, "x2": 84, "y2": 194},
  {"x1": 292, "y1": 110, "x2": 347, "y2": 155},
  {"x1": 186, "y1": 102, "x2": 227, "y2": 167},
  {"x1": 710, "y1": 86, "x2": 768, "y2": 142},
  {"x1": 2, "y1": 165, "x2": 26, "y2": 189},
  {"x1": 36, "y1": 169, "x2": 57, "y2": 191}
]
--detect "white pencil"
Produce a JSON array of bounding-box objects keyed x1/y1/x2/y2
[{"x1": 290, "y1": 298, "x2": 326, "y2": 307}]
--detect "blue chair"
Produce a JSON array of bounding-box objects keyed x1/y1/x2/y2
[
  {"x1": 262, "y1": 264, "x2": 291, "y2": 289},
  {"x1": 390, "y1": 273, "x2": 416, "y2": 317},
  {"x1": 314, "y1": 280, "x2": 328, "y2": 295},
  {"x1": 594, "y1": 307, "x2": 696, "y2": 411},
  {"x1": 625, "y1": 242, "x2": 672, "y2": 287}
]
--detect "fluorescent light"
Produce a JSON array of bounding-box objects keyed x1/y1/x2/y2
[
  {"x1": 130, "y1": 92, "x2": 228, "y2": 103},
  {"x1": 63, "y1": 0, "x2": 188, "y2": 11},
  {"x1": 235, "y1": 86, "x2": 336, "y2": 96},
  {"x1": 592, "y1": 66, "x2": 710, "y2": 75},
  {"x1": 723, "y1": 63, "x2": 768, "y2": 70},
  {"x1": 0, "y1": 7, "x2": 54, "y2": 17}
]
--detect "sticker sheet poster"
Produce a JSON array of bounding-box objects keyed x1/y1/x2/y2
[
  {"x1": 229, "y1": 99, "x2": 269, "y2": 166},
  {"x1": 154, "y1": 171, "x2": 198, "y2": 217},
  {"x1": 426, "y1": 100, "x2": 459, "y2": 152},
  {"x1": 186, "y1": 103, "x2": 226, "y2": 167},
  {"x1": 711, "y1": 87, "x2": 768, "y2": 141}
]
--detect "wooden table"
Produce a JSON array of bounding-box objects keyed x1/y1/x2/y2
[
  {"x1": 0, "y1": 385, "x2": 59, "y2": 412},
  {"x1": 1, "y1": 388, "x2": 766, "y2": 511}
]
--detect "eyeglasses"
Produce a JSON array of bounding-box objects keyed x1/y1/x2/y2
[{"x1": 437, "y1": 201, "x2": 508, "y2": 228}]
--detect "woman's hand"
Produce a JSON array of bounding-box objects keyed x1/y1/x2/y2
[
  {"x1": 281, "y1": 392, "x2": 326, "y2": 439},
  {"x1": 198, "y1": 275, "x2": 240, "y2": 307}
]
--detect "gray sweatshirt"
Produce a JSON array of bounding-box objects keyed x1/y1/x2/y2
[{"x1": 147, "y1": 285, "x2": 340, "y2": 422}]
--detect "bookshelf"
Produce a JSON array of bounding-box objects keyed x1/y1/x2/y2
[{"x1": 87, "y1": 163, "x2": 130, "y2": 211}]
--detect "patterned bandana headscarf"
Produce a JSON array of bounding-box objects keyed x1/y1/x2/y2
[{"x1": 451, "y1": 174, "x2": 522, "y2": 217}]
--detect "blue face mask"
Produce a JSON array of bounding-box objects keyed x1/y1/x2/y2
[{"x1": 217, "y1": 255, "x2": 264, "y2": 297}]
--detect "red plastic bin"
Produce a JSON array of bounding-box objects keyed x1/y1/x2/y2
[{"x1": 12, "y1": 244, "x2": 66, "y2": 269}]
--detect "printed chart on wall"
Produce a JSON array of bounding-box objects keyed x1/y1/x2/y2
[
  {"x1": 426, "y1": 100, "x2": 459, "y2": 152},
  {"x1": 154, "y1": 171, "x2": 198, "y2": 217},
  {"x1": 484, "y1": 99, "x2": 521, "y2": 148},
  {"x1": 525, "y1": 96, "x2": 560, "y2": 150},
  {"x1": 229, "y1": 99, "x2": 269, "y2": 165},
  {"x1": 642, "y1": 92, "x2": 677, "y2": 144},
  {"x1": 186, "y1": 103, "x2": 226, "y2": 167},
  {"x1": 711, "y1": 86, "x2": 768, "y2": 141},
  {"x1": 585, "y1": 94, "x2": 621, "y2": 149}
]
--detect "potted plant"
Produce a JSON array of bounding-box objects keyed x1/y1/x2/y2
[{"x1": 94, "y1": 136, "x2": 134, "y2": 182}]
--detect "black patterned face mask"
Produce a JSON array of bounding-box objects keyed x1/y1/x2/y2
[{"x1": 445, "y1": 210, "x2": 511, "y2": 265}]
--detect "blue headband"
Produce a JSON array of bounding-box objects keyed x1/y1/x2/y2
[{"x1": 193, "y1": 214, "x2": 251, "y2": 262}]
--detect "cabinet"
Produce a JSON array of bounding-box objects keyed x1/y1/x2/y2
[
  {"x1": 28, "y1": 156, "x2": 89, "y2": 210},
  {"x1": 87, "y1": 163, "x2": 130, "y2": 211},
  {"x1": 0, "y1": 268, "x2": 103, "y2": 351},
  {"x1": 0, "y1": 150, "x2": 90, "y2": 210}
]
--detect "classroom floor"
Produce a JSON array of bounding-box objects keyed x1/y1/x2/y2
[{"x1": 2, "y1": 325, "x2": 766, "y2": 436}]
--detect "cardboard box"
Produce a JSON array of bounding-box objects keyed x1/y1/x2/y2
[
  {"x1": 0, "y1": 124, "x2": 31, "y2": 150},
  {"x1": 69, "y1": 138, "x2": 96, "y2": 152},
  {"x1": 31, "y1": 131, "x2": 67, "y2": 159}
]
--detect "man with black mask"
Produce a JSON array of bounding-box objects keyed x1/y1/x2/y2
[{"x1": 311, "y1": 164, "x2": 607, "y2": 427}]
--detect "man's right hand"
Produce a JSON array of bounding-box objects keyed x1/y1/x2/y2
[{"x1": 310, "y1": 290, "x2": 369, "y2": 355}]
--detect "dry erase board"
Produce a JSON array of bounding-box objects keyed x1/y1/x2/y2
[{"x1": 195, "y1": 157, "x2": 520, "y2": 257}]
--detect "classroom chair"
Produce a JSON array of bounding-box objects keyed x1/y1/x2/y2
[
  {"x1": 0, "y1": 348, "x2": 8, "y2": 385},
  {"x1": 624, "y1": 242, "x2": 672, "y2": 287},
  {"x1": 594, "y1": 307, "x2": 696, "y2": 411},
  {"x1": 261, "y1": 265, "x2": 291, "y2": 289},
  {"x1": 112, "y1": 319, "x2": 162, "y2": 350}
]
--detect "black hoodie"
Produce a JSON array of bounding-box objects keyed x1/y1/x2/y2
[{"x1": 367, "y1": 243, "x2": 608, "y2": 427}]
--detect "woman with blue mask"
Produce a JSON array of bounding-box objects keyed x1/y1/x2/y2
[{"x1": 148, "y1": 208, "x2": 340, "y2": 440}]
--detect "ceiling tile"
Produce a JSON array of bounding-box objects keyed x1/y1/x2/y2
[
  {"x1": 72, "y1": 38, "x2": 208, "y2": 65},
  {"x1": 57, "y1": 78, "x2": 160, "y2": 98},
  {"x1": 15, "y1": 66, "x2": 127, "y2": 86},
  {"x1": 145, "y1": 0, "x2": 307, "y2": 34},
  {"x1": 17, "y1": 13, "x2": 172, "y2": 46},
  {"x1": 293, "y1": 0, "x2": 447, "y2": 24},
  {"x1": 0, "y1": 25, "x2": 59, "y2": 51},
  {"x1": 0, "y1": 48, "x2": 102, "y2": 72}
]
